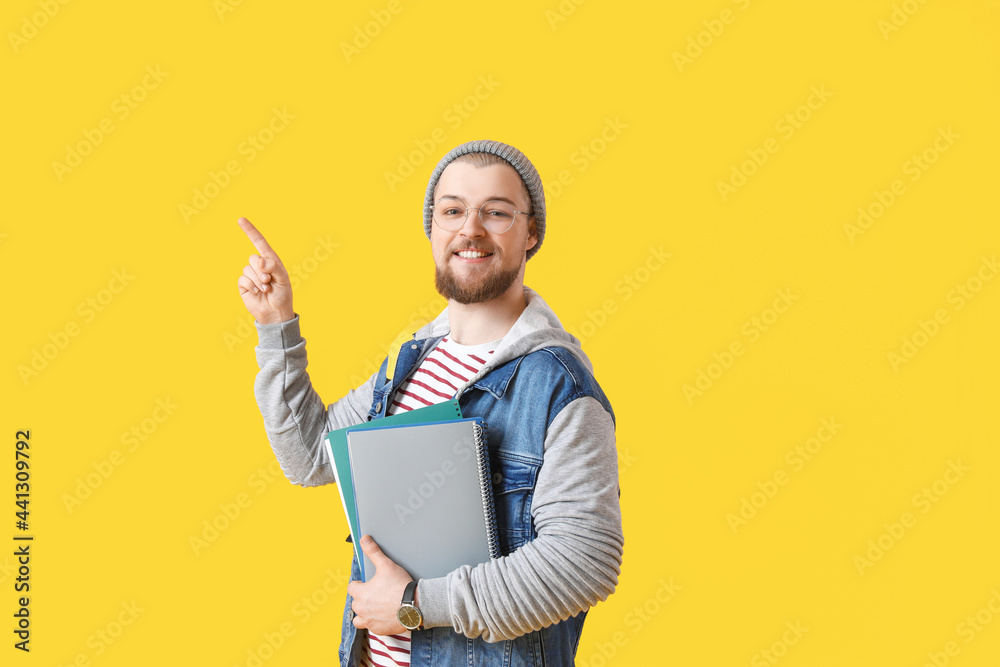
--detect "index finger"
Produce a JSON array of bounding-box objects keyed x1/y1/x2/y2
[{"x1": 238, "y1": 217, "x2": 277, "y2": 257}]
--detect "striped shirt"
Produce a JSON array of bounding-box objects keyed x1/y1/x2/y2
[{"x1": 363, "y1": 335, "x2": 499, "y2": 667}]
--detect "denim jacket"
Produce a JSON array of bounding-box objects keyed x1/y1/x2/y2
[{"x1": 338, "y1": 327, "x2": 616, "y2": 667}]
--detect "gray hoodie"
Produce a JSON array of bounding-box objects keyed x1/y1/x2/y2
[{"x1": 252, "y1": 286, "x2": 623, "y2": 642}]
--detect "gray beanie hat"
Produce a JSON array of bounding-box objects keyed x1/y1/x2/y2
[{"x1": 423, "y1": 140, "x2": 546, "y2": 260}]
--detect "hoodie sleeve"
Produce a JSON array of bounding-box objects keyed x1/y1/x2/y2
[
  {"x1": 252, "y1": 314, "x2": 376, "y2": 487},
  {"x1": 416, "y1": 395, "x2": 623, "y2": 641}
]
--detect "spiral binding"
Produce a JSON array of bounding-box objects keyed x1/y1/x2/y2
[{"x1": 473, "y1": 421, "x2": 501, "y2": 560}]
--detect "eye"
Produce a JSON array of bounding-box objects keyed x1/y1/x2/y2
[
  {"x1": 436, "y1": 198, "x2": 467, "y2": 218},
  {"x1": 482, "y1": 202, "x2": 514, "y2": 219}
]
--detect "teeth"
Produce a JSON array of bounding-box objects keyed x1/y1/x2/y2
[{"x1": 457, "y1": 250, "x2": 490, "y2": 258}]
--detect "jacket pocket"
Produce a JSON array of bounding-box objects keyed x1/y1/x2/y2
[{"x1": 490, "y1": 453, "x2": 540, "y2": 554}]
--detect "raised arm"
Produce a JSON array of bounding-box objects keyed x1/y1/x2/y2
[{"x1": 237, "y1": 217, "x2": 374, "y2": 487}]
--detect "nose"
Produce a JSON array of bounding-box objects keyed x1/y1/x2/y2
[{"x1": 458, "y1": 206, "x2": 487, "y2": 238}]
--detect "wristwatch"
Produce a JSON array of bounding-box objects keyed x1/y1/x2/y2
[{"x1": 397, "y1": 580, "x2": 423, "y2": 631}]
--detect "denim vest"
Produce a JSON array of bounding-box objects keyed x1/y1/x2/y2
[{"x1": 338, "y1": 334, "x2": 615, "y2": 667}]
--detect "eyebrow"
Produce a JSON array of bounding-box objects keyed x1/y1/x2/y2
[{"x1": 437, "y1": 194, "x2": 522, "y2": 208}]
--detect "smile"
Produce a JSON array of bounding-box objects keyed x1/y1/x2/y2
[{"x1": 455, "y1": 250, "x2": 493, "y2": 259}]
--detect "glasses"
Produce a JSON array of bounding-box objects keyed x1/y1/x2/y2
[{"x1": 430, "y1": 197, "x2": 529, "y2": 234}]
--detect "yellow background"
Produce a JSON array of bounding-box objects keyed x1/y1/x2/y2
[{"x1": 3, "y1": 0, "x2": 999, "y2": 665}]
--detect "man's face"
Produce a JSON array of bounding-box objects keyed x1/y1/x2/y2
[{"x1": 430, "y1": 161, "x2": 537, "y2": 305}]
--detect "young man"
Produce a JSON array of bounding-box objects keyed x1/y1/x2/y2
[{"x1": 238, "y1": 140, "x2": 622, "y2": 667}]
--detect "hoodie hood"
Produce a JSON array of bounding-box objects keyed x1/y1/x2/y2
[{"x1": 413, "y1": 286, "x2": 595, "y2": 378}]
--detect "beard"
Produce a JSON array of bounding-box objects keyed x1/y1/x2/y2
[{"x1": 435, "y1": 251, "x2": 521, "y2": 305}]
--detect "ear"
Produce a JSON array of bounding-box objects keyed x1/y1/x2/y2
[{"x1": 525, "y1": 218, "x2": 538, "y2": 252}]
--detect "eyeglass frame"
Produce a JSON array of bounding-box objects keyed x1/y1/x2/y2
[{"x1": 427, "y1": 196, "x2": 531, "y2": 235}]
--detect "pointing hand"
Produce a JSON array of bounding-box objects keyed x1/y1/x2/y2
[{"x1": 237, "y1": 217, "x2": 294, "y2": 325}]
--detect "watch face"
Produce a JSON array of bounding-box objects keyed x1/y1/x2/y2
[{"x1": 397, "y1": 604, "x2": 422, "y2": 630}]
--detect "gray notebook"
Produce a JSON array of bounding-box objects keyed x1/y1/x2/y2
[{"x1": 346, "y1": 417, "x2": 500, "y2": 582}]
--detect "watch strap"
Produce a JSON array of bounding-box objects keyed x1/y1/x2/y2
[{"x1": 401, "y1": 580, "x2": 418, "y2": 605}]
